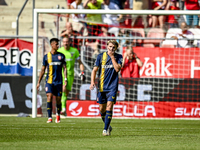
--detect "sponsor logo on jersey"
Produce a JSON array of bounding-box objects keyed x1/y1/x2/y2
[
  {"x1": 66, "y1": 58, "x2": 73, "y2": 61},
  {"x1": 102, "y1": 65, "x2": 113, "y2": 68},
  {"x1": 71, "y1": 52, "x2": 75, "y2": 57},
  {"x1": 49, "y1": 62, "x2": 62, "y2": 65}
]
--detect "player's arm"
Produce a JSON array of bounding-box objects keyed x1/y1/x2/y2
[
  {"x1": 110, "y1": 55, "x2": 122, "y2": 72},
  {"x1": 78, "y1": 59, "x2": 86, "y2": 81},
  {"x1": 90, "y1": 66, "x2": 98, "y2": 90},
  {"x1": 37, "y1": 65, "x2": 46, "y2": 91},
  {"x1": 78, "y1": 59, "x2": 84, "y2": 73}
]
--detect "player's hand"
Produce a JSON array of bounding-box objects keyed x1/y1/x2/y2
[
  {"x1": 90, "y1": 83, "x2": 96, "y2": 90},
  {"x1": 79, "y1": 72, "x2": 86, "y2": 81}
]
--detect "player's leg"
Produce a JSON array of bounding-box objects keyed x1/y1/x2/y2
[
  {"x1": 99, "y1": 104, "x2": 107, "y2": 123},
  {"x1": 55, "y1": 84, "x2": 62, "y2": 123},
  {"x1": 55, "y1": 96, "x2": 61, "y2": 123},
  {"x1": 102, "y1": 101, "x2": 114, "y2": 136},
  {"x1": 104, "y1": 101, "x2": 114, "y2": 130},
  {"x1": 61, "y1": 75, "x2": 74, "y2": 115},
  {"x1": 46, "y1": 93, "x2": 53, "y2": 123},
  {"x1": 103, "y1": 92, "x2": 116, "y2": 135},
  {"x1": 61, "y1": 89, "x2": 69, "y2": 115},
  {"x1": 45, "y1": 83, "x2": 54, "y2": 123},
  {"x1": 97, "y1": 92, "x2": 107, "y2": 123}
]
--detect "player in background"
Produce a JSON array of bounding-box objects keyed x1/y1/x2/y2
[
  {"x1": 90, "y1": 40, "x2": 122, "y2": 136},
  {"x1": 37, "y1": 38, "x2": 67, "y2": 123},
  {"x1": 58, "y1": 36, "x2": 85, "y2": 115}
]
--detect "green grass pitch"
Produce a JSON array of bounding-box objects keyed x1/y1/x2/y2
[{"x1": 0, "y1": 117, "x2": 200, "y2": 150}]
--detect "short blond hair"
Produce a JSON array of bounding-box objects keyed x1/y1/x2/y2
[
  {"x1": 126, "y1": 46, "x2": 133, "y2": 52},
  {"x1": 107, "y1": 40, "x2": 119, "y2": 48}
]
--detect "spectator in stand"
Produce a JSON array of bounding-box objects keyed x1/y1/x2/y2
[
  {"x1": 95, "y1": 26, "x2": 115, "y2": 51},
  {"x1": 166, "y1": 0, "x2": 180, "y2": 28},
  {"x1": 66, "y1": 0, "x2": 75, "y2": 9},
  {"x1": 183, "y1": 0, "x2": 200, "y2": 28},
  {"x1": 117, "y1": 29, "x2": 135, "y2": 47},
  {"x1": 121, "y1": 46, "x2": 143, "y2": 78},
  {"x1": 180, "y1": 0, "x2": 185, "y2": 10},
  {"x1": 151, "y1": 0, "x2": 167, "y2": 28},
  {"x1": 110, "y1": 0, "x2": 126, "y2": 9},
  {"x1": 84, "y1": 0, "x2": 103, "y2": 42},
  {"x1": 131, "y1": 0, "x2": 150, "y2": 28},
  {"x1": 60, "y1": 22, "x2": 82, "y2": 51},
  {"x1": 65, "y1": 0, "x2": 75, "y2": 22},
  {"x1": 171, "y1": 21, "x2": 194, "y2": 48},
  {"x1": 101, "y1": 0, "x2": 123, "y2": 36},
  {"x1": 69, "y1": 0, "x2": 88, "y2": 36}
]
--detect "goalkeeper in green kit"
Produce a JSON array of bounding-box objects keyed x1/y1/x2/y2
[{"x1": 58, "y1": 36, "x2": 85, "y2": 115}]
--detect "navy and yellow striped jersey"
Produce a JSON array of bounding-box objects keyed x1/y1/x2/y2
[
  {"x1": 43, "y1": 52, "x2": 66, "y2": 84},
  {"x1": 94, "y1": 52, "x2": 123, "y2": 92}
]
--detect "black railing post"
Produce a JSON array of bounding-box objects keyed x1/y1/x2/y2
[{"x1": 16, "y1": 0, "x2": 29, "y2": 35}]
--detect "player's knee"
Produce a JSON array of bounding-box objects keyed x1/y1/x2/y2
[
  {"x1": 46, "y1": 94, "x2": 53, "y2": 102},
  {"x1": 56, "y1": 97, "x2": 61, "y2": 104},
  {"x1": 99, "y1": 107, "x2": 106, "y2": 113},
  {"x1": 106, "y1": 103, "x2": 113, "y2": 111},
  {"x1": 106, "y1": 106, "x2": 112, "y2": 111}
]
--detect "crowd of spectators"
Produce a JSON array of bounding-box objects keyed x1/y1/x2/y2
[
  {"x1": 61, "y1": 0, "x2": 200, "y2": 52},
  {"x1": 61, "y1": 0, "x2": 200, "y2": 78}
]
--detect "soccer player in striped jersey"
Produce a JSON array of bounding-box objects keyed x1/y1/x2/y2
[
  {"x1": 90, "y1": 40, "x2": 123, "y2": 136},
  {"x1": 37, "y1": 38, "x2": 67, "y2": 123}
]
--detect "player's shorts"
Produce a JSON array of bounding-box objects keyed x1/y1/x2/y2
[
  {"x1": 97, "y1": 91, "x2": 117, "y2": 104},
  {"x1": 63, "y1": 75, "x2": 74, "y2": 91},
  {"x1": 45, "y1": 83, "x2": 62, "y2": 97}
]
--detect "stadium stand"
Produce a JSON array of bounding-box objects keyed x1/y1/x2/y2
[
  {"x1": 0, "y1": 0, "x2": 66, "y2": 41},
  {"x1": 131, "y1": 28, "x2": 145, "y2": 45},
  {"x1": 188, "y1": 28, "x2": 200, "y2": 47},
  {"x1": 161, "y1": 28, "x2": 180, "y2": 47},
  {"x1": 144, "y1": 28, "x2": 166, "y2": 47}
]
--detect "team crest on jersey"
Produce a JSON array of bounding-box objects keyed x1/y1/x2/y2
[
  {"x1": 58, "y1": 56, "x2": 61, "y2": 60},
  {"x1": 71, "y1": 52, "x2": 75, "y2": 57}
]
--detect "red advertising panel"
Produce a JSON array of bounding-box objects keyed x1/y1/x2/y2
[
  {"x1": 67, "y1": 100, "x2": 200, "y2": 118},
  {"x1": 123, "y1": 47, "x2": 200, "y2": 78}
]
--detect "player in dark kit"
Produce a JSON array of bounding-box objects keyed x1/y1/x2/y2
[
  {"x1": 37, "y1": 38, "x2": 67, "y2": 123},
  {"x1": 90, "y1": 40, "x2": 123, "y2": 136}
]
